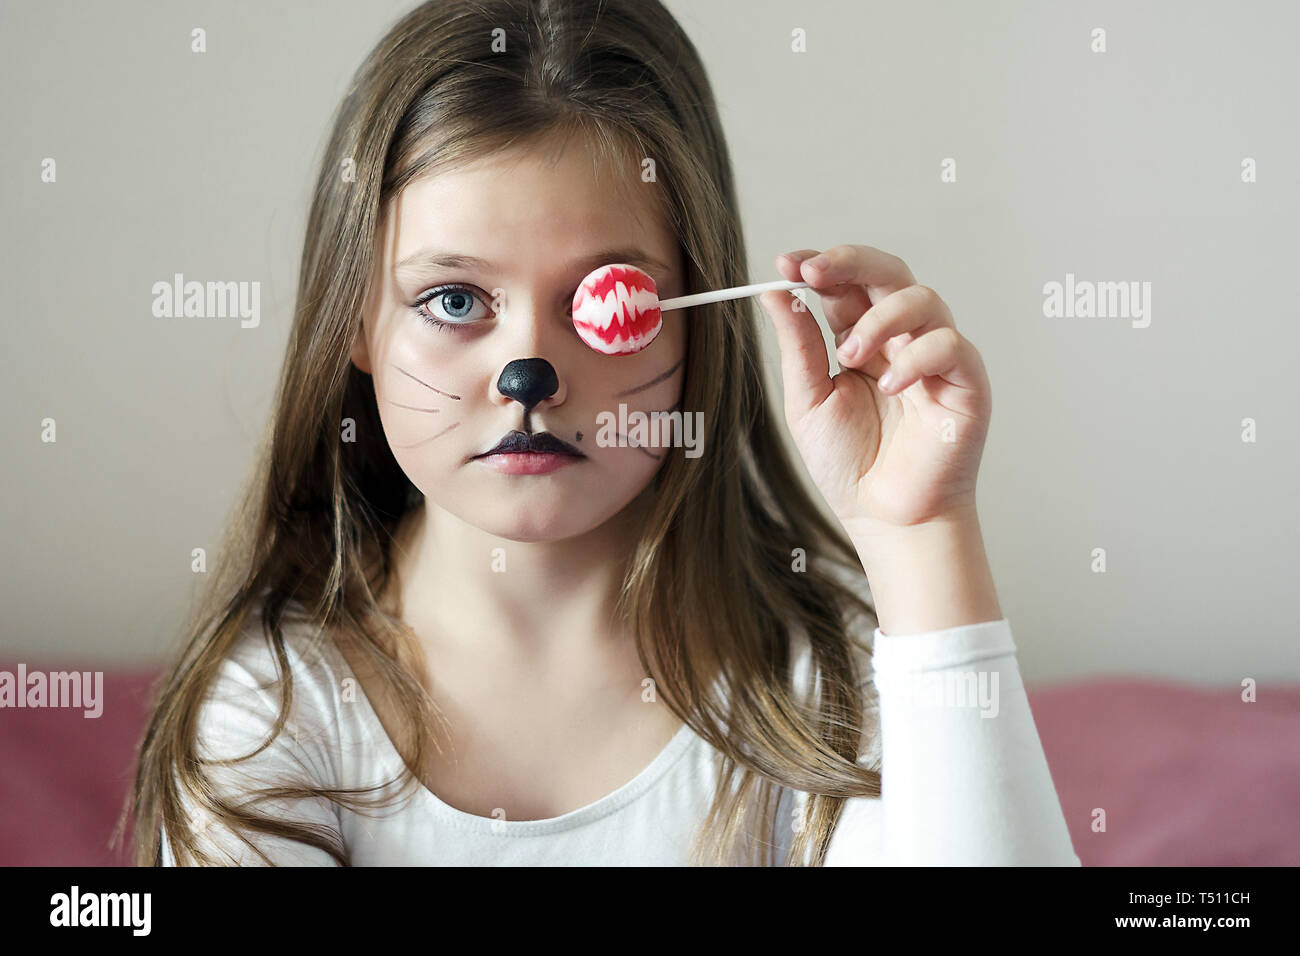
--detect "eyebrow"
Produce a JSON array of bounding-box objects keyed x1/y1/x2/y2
[{"x1": 394, "y1": 247, "x2": 676, "y2": 281}]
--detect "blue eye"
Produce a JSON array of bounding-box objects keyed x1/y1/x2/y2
[{"x1": 412, "y1": 285, "x2": 489, "y2": 330}]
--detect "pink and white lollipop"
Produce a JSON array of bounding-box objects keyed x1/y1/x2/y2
[{"x1": 572, "y1": 263, "x2": 811, "y2": 356}]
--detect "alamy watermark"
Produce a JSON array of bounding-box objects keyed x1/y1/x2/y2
[
  {"x1": 891, "y1": 668, "x2": 1001, "y2": 718},
  {"x1": 1043, "y1": 272, "x2": 1151, "y2": 328},
  {"x1": 151, "y1": 273, "x2": 260, "y2": 328},
  {"x1": 0, "y1": 664, "x2": 103, "y2": 718},
  {"x1": 49, "y1": 886, "x2": 150, "y2": 935},
  {"x1": 594, "y1": 403, "x2": 704, "y2": 458}
]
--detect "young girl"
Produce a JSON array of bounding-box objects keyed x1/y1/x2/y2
[{"x1": 126, "y1": 0, "x2": 1080, "y2": 866}]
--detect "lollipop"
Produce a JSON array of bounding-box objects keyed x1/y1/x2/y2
[{"x1": 572, "y1": 263, "x2": 812, "y2": 356}]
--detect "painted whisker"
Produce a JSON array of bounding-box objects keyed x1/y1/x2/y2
[
  {"x1": 615, "y1": 357, "x2": 683, "y2": 397},
  {"x1": 615, "y1": 433, "x2": 664, "y2": 460},
  {"x1": 391, "y1": 364, "x2": 461, "y2": 400}
]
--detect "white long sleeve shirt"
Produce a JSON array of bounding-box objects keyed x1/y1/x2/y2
[{"x1": 160, "y1": 584, "x2": 1081, "y2": 867}]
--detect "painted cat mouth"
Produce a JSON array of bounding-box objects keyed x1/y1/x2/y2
[
  {"x1": 572, "y1": 263, "x2": 662, "y2": 355},
  {"x1": 473, "y1": 430, "x2": 585, "y2": 458}
]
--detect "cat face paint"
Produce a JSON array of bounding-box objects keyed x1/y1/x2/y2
[{"x1": 351, "y1": 136, "x2": 687, "y2": 543}]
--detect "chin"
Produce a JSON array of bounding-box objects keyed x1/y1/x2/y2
[
  {"x1": 423, "y1": 473, "x2": 653, "y2": 543},
  {"x1": 454, "y1": 499, "x2": 614, "y2": 544}
]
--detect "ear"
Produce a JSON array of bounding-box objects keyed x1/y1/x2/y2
[{"x1": 350, "y1": 320, "x2": 372, "y2": 374}]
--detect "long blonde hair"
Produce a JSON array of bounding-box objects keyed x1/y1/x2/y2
[{"x1": 122, "y1": 0, "x2": 880, "y2": 867}]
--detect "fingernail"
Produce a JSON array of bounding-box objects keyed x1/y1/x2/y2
[
  {"x1": 878, "y1": 369, "x2": 896, "y2": 391},
  {"x1": 837, "y1": 335, "x2": 861, "y2": 363},
  {"x1": 805, "y1": 253, "x2": 830, "y2": 272}
]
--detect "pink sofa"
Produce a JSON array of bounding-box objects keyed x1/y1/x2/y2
[{"x1": 2, "y1": 666, "x2": 1296, "y2": 865}]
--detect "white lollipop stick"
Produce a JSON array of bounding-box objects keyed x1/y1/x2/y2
[{"x1": 657, "y1": 279, "x2": 810, "y2": 313}]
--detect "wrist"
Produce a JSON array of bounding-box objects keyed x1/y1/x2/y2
[
  {"x1": 846, "y1": 505, "x2": 1003, "y2": 635},
  {"x1": 842, "y1": 496, "x2": 980, "y2": 543}
]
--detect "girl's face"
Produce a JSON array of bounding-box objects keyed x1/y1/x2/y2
[{"x1": 352, "y1": 138, "x2": 687, "y2": 542}]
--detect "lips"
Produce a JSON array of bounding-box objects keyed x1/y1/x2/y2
[
  {"x1": 474, "y1": 430, "x2": 585, "y2": 458},
  {"x1": 572, "y1": 263, "x2": 663, "y2": 355}
]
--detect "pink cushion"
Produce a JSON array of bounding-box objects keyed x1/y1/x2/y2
[
  {"x1": 3, "y1": 666, "x2": 1297, "y2": 865},
  {"x1": 0, "y1": 667, "x2": 159, "y2": 866},
  {"x1": 1030, "y1": 677, "x2": 1300, "y2": 866}
]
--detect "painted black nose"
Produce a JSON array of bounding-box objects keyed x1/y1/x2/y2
[{"x1": 496, "y1": 358, "x2": 558, "y2": 411}]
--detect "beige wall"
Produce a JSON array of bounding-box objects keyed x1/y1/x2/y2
[{"x1": 2, "y1": 1, "x2": 1295, "y2": 681}]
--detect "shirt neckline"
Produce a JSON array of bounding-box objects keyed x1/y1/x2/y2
[{"x1": 320, "y1": 635, "x2": 700, "y2": 836}]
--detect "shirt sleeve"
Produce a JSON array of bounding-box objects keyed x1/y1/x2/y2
[
  {"x1": 159, "y1": 632, "x2": 345, "y2": 867},
  {"x1": 825, "y1": 618, "x2": 1081, "y2": 866}
]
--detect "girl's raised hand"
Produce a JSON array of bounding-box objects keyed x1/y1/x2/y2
[{"x1": 758, "y1": 245, "x2": 993, "y2": 539}]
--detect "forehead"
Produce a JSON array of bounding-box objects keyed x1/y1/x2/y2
[{"x1": 384, "y1": 136, "x2": 678, "y2": 276}]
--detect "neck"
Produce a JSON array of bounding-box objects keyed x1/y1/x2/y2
[{"x1": 392, "y1": 491, "x2": 652, "y2": 663}]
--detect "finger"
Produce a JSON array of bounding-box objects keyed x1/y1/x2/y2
[
  {"x1": 876, "y1": 327, "x2": 981, "y2": 395},
  {"x1": 774, "y1": 250, "x2": 832, "y2": 315},
  {"x1": 843, "y1": 349, "x2": 891, "y2": 382},
  {"x1": 798, "y1": 244, "x2": 917, "y2": 340},
  {"x1": 773, "y1": 251, "x2": 838, "y2": 337},
  {"x1": 774, "y1": 250, "x2": 822, "y2": 277},
  {"x1": 775, "y1": 250, "x2": 874, "y2": 347},
  {"x1": 758, "y1": 288, "x2": 833, "y2": 416},
  {"x1": 776, "y1": 253, "x2": 890, "y2": 380},
  {"x1": 835, "y1": 285, "x2": 955, "y2": 370}
]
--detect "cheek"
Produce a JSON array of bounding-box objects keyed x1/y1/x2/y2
[
  {"x1": 578, "y1": 315, "x2": 687, "y2": 396},
  {"x1": 381, "y1": 320, "x2": 475, "y2": 391},
  {"x1": 370, "y1": 319, "x2": 475, "y2": 466},
  {"x1": 580, "y1": 436, "x2": 668, "y2": 485}
]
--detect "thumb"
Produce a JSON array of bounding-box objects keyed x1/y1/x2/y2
[{"x1": 758, "y1": 289, "x2": 833, "y2": 418}]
